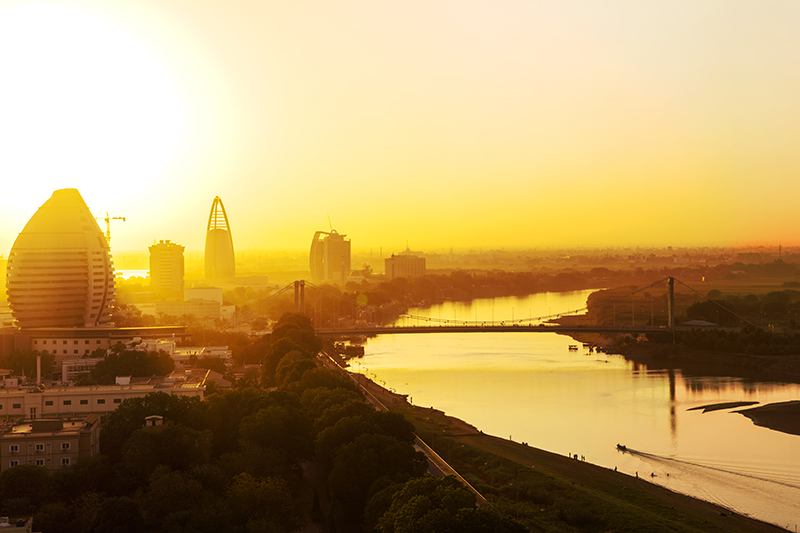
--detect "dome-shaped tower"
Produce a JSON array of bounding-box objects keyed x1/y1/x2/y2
[
  {"x1": 6, "y1": 189, "x2": 115, "y2": 328},
  {"x1": 204, "y1": 196, "x2": 235, "y2": 279}
]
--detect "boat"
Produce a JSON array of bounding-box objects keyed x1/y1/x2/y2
[{"x1": 568, "y1": 345, "x2": 578, "y2": 351}]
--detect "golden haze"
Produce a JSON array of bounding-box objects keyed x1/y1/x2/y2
[{"x1": 2, "y1": 1, "x2": 800, "y2": 255}]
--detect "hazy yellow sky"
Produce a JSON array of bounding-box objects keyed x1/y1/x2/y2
[{"x1": 1, "y1": 0, "x2": 799, "y2": 255}]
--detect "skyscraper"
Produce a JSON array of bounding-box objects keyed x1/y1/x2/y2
[
  {"x1": 204, "y1": 196, "x2": 235, "y2": 279},
  {"x1": 149, "y1": 240, "x2": 185, "y2": 296},
  {"x1": 6, "y1": 189, "x2": 115, "y2": 328},
  {"x1": 310, "y1": 230, "x2": 351, "y2": 284}
]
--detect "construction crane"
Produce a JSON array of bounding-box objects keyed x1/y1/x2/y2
[{"x1": 104, "y1": 212, "x2": 126, "y2": 244}]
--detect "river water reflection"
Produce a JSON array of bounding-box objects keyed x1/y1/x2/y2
[{"x1": 358, "y1": 290, "x2": 800, "y2": 529}]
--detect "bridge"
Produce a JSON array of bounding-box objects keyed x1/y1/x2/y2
[
  {"x1": 315, "y1": 324, "x2": 701, "y2": 336},
  {"x1": 228, "y1": 276, "x2": 753, "y2": 335}
]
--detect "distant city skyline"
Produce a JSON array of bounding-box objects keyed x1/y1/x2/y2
[{"x1": 3, "y1": 1, "x2": 800, "y2": 254}]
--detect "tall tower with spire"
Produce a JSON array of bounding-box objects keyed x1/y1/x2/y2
[{"x1": 204, "y1": 196, "x2": 235, "y2": 279}]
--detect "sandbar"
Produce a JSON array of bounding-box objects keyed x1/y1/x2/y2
[
  {"x1": 687, "y1": 401, "x2": 759, "y2": 413},
  {"x1": 734, "y1": 400, "x2": 800, "y2": 436}
]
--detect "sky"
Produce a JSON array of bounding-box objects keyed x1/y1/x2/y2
[{"x1": 1, "y1": 0, "x2": 799, "y2": 256}]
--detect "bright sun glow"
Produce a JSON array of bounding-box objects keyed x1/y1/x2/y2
[{"x1": 0, "y1": 4, "x2": 184, "y2": 211}]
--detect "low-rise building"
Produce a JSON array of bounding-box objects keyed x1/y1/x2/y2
[
  {"x1": 0, "y1": 415, "x2": 100, "y2": 472},
  {"x1": 0, "y1": 381, "x2": 205, "y2": 420},
  {"x1": 0, "y1": 326, "x2": 190, "y2": 360},
  {"x1": 60, "y1": 358, "x2": 104, "y2": 382}
]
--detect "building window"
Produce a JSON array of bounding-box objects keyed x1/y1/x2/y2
[
  {"x1": 113, "y1": 398, "x2": 121, "y2": 404},
  {"x1": 45, "y1": 401, "x2": 53, "y2": 406},
  {"x1": 62, "y1": 340, "x2": 67, "y2": 345},
  {"x1": 61, "y1": 442, "x2": 70, "y2": 451},
  {"x1": 74, "y1": 350, "x2": 78, "y2": 354},
  {"x1": 9, "y1": 460, "x2": 18, "y2": 468},
  {"x1": 63, "y1": 400, "x2": 71, "y2": 406},
  {"x1": 97, "y1": 399, "x2": 105, "y2": 405},
  {"x1": 12, "y1": 403, "x2": 20, "y2": 409},
  {"x1": 79, "y1": 399, "x2": 88, "y2": 405},
  {"x1": 35, "y1": 459, "x2": 44, "y2": 466},
  {"x1": 42, "y1": 340, "x2": 47, "y2": 345},
  {"x1": 96, "y1": 340, "x2": 101, "y2": 344},
  {"x1": 9, "y1": 445, "x2": 18, "y2": 454},
  {"x1": 63, "y1": 350, "x2": 67, "y2": 355},
  {"x1": 35, "y1": 444, "x2": 44, "y2": 453},
  {"x1": 85, "y1": 340, "x2": 90, "y2": 344},
  {"x1": 33, "y1": 340, "x2": 38, "y2": 344},
  {"x1": 61, "y1": 457, "x2": 70, "y2": 466}
]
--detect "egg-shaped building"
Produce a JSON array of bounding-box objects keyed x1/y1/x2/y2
[{"x1": 6, "y1": 188, "x2": 115, "y2": 328}]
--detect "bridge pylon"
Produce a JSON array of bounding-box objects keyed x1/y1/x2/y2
[
  {"x1": 294, "y1": 280, "x2": 305, "y2": 314},
  {"x1": 667, "y1": 276, "x2": 675, "y2": 332}
]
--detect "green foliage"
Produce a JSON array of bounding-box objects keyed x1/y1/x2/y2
[
  {"x1": 274, "y1": 350, "x2": 316, "y2": 387},
  {"x1": 122, "y1": 423, "x2": 213, "y2": 485},
  {"x1": 329, "y1": 433, "x2": 428, "y2": 519},
  {"x1": 0, "y1": 349, "x2": 54, "y2": 379},
  {"x1": 222, "y1": 473, "x2": 301, "y2": 532},
  {"x1": 372, "y1": 476, "x2": 527, "y2": 533},
  {"x1": 91, "y1": 496, "x2": 145, "y2": 533},
  {"x1": 138, "y1": 468, "x2": 208, "y2": 529},
  {"x1": 301, "y1": 386, "x2": 364, "y2": 421},
  {"x1": 291, "y1": 367, "x2": 360, "y2": 396},
  {"x1": 0, "y1": 464, "x2": 51, "y2": 512},
  {"x1": 648, "y1": 326, "x2": 800, "y2": 355},
  {"x1": 99, "y1": 392, "x2": 206, "y2": 462},
  {"x1": 195, "y1": 356, "x2": 227, "y2": 374},
  {"x1": 91, "y1": 349, "x2": 174, "y2": 384},
  {"x1": 239, "y1": 403, "x2": 313, "y2": 467}
]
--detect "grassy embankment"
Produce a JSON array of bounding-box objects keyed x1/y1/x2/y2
[{"x1": 358, "y1": 377, "x2": 784, "y2": 533}]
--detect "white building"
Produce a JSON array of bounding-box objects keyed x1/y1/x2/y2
[
  {"x1": 0, "y1": 415, "x2": 101, "y2": 472},
  {"x1": 0, "y1": 381, "x2": 205, "y2": 421}
]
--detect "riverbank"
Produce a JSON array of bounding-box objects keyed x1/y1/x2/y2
[
  {"x1": 354, "y1": 372, "x2": 786, "y2": 533},
  {"x1": 618, "y1": 341, "x2": 800, "y2": 383}
]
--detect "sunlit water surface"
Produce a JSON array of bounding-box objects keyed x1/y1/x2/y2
[{"x1": 357, "y1": 291, "x2": 800, "y2": 530}]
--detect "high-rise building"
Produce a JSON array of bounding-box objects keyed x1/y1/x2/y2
[
  {"x1": 385, "y1": 251, "x2": 426, "y2": 280},
  {"x1": 6, "y1": 189, "x2": 115, "y2": 328},
  {"x1": 310, "y1": 230, "x2": 351, "y2": 284},
  {"x1": 204, "y1": 196, "x2": 235, "y2": 279},
  {"x1": 148, "y1": 240, "x2": 184, "y2": 296}
]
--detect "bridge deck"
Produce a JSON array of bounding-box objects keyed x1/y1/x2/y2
[{"x1": 316, "y1": 325, "x2": 692, "y2": 336}]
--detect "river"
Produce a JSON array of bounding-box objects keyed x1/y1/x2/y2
[{"x1": 356, "y1": 290, "x2": 800, "y2": 530}]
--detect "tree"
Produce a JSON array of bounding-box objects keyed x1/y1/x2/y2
[
  {"x1": 99, "y1": 392, "x2": 206, "y2": 462},
  {"x1": 122, "y1": 423, "x2": 212, "y2": 485},
  {"x1": 373, "y1": 476, "x2": 526, "y2": 533},
  {"x1": 328, "y1": 433, "x2": 427, "y2": 519},
  {"x1": 0, "y1": 464, "x2": 51, "y2": 513},
  {"x1": 91, "y1": 496, "x2": 145, "y2": 533},
  {"x1": 138, "y1": 467, "x2": 208, "y2": 529},
  {"x1": 222, "y1": 473, "x2": 301, "y2": 532},
  {"x1": 239, "y1": 404, "x2": 313, "y2": 467},
  {"x1": 195, "y1": 356, "x2": 226, "y2": 374},
  {"x1": 91, "y1": 349, "x2": 174, "y2": 384},
  {"x1": 274, "y1": 350, "x2": 317, "y2": 387},
  {"x1": 0, "y1": 349, "x2": 54, "y2": 380},
  {"x1": 204, "y1": 388, "x2": 272, "y2": 457}
]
